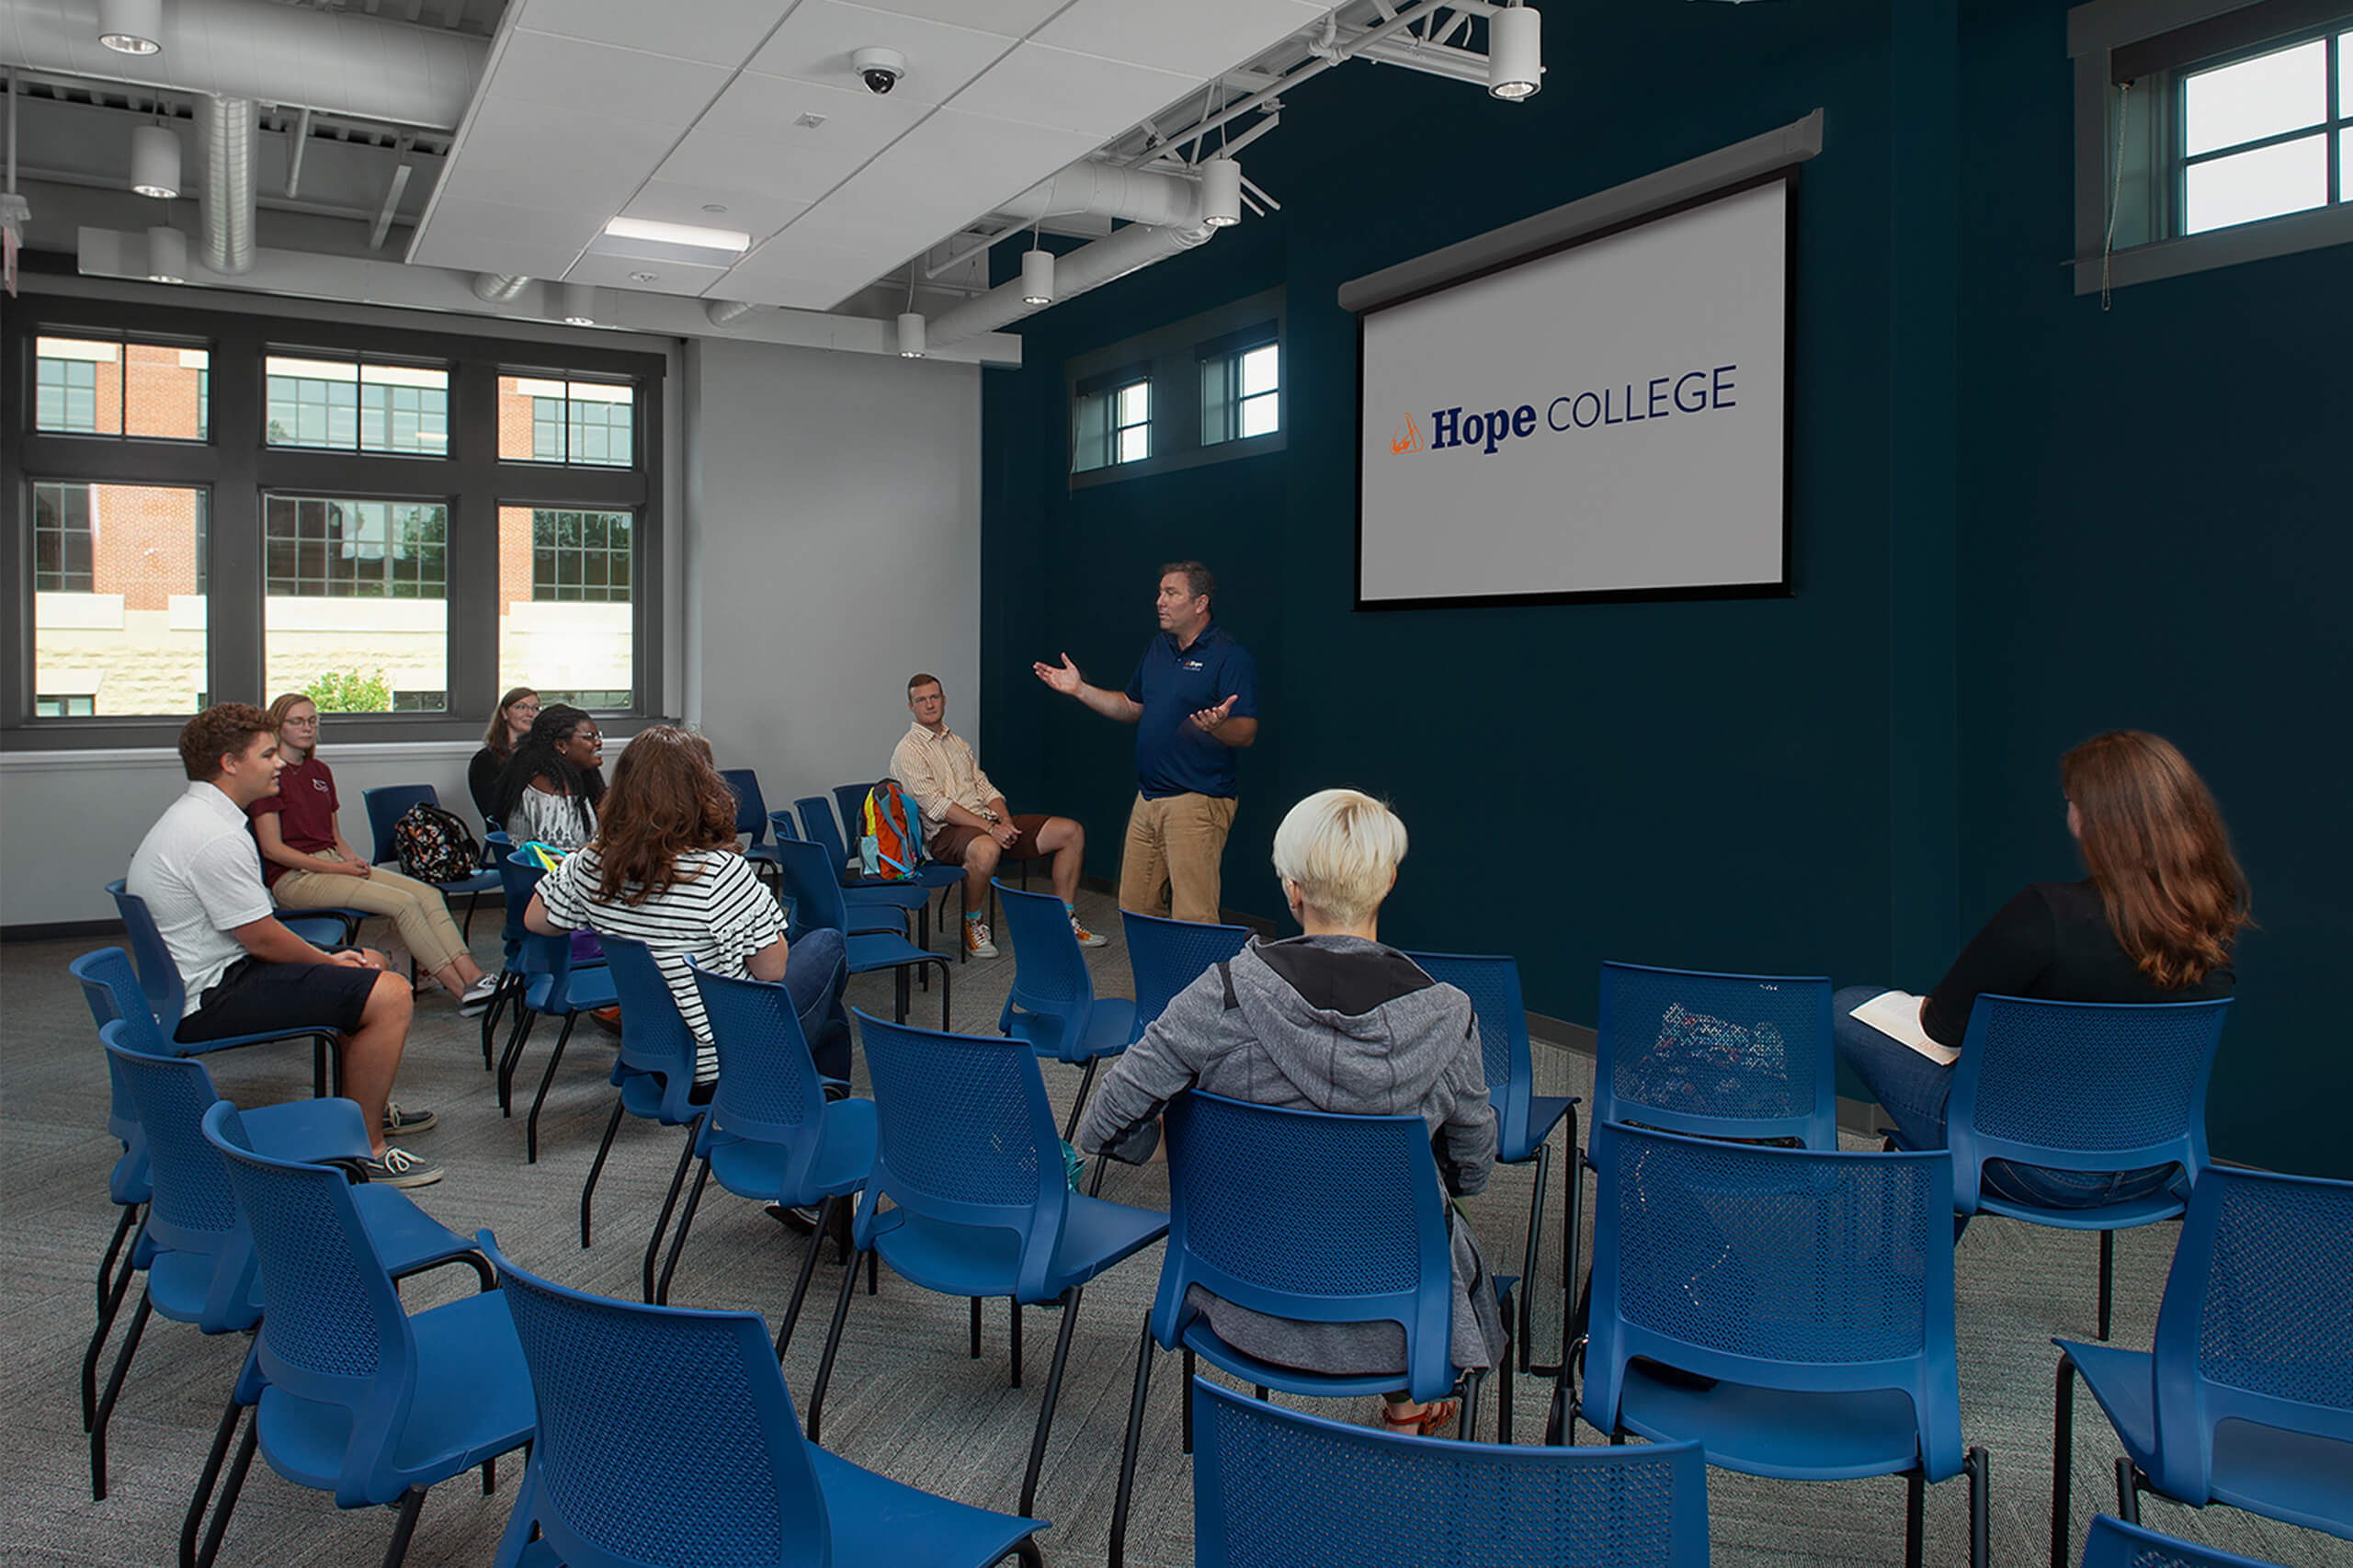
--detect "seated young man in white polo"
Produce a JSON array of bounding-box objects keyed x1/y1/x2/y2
[{"x1": 889, "y1": 672, "x2": 1102, "y2": 957}]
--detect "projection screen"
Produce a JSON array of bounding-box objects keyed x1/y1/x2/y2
[{"x1": 1357, "y1": 175, "x2": 1791, "y2": 608}]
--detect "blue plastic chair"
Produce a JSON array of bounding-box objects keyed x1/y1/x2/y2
[
  {"x1": 1405, "y1": 950, "x2": 1581, "y2": 1375},
  {"x1": 2052, "y1": 1166, "x2": 2353, "y2": 1565},
  {"x1": 247, "y1": 837, "x2": 372, "y2": 949},
  {"x1": 774, "y1": 835, "x2": 949, "y2": 1028},
  {"x1": 107, "y1": 879, "x2": 345, "y2": 1098},
  {"x1": 71, "y1": 948, "x2": 160, "y2": 1392},
  {"x1": 361, "y1": 782, "x2": 500, "y2": 938},
  {"x1": 1121, "y1": 910, "x2": 1252, "y2": 1040},
  {"x1": 2078, "y1": 1515, "x2": 2294, "y2": 1568},
  {"x1": 189, "y1": 1101, "x2": 532, "y2": 1568},
  {"x1": 1574, "y1": 1120, "x2": 1988, "y2": 1568},
  {"x1": 719, "y1": 767, "x2": 788, "y2": 894},
  {"x1": 488, "y1": 849, "x2": 620, "y2": 1159},
  {"x1": 1594, "y1": 960, "x2": 1839, "y2": 1146},
  {"x1": 995, "y1": 879, "x2": 1135, "y2": 1142},
  {"x1": 1191, "y1": 1377, "x2": 1710, "y2": 1568},
  {"x1": 652, "y1": 961, "x2": 878, "y2": 1356},
  {"x1": 807, "y1": 1011, "x2": 1167, "y2": 1519},
  {"x1": 578, "y1": 934, "x2": 711, "y2": 1301},
  {"x1": 90, "y1": 1027, "x2": 483, "y2": 1508},
  {"x1": 1930, "y1": 993, "x2": 2233, "y2": 1342},
  {"x1": 1108, "y1": 1091, "x2": 1516, "y2": 1568},
  {"x1": 767, "y1": 807, "x2": 904, "y2": 937},
  {"x1": 482, "y1": 1234, "x2": 1047, "y2": 1568},
  {"x1": 799, "y1": 791, "x2": 956, "y2": 953}
]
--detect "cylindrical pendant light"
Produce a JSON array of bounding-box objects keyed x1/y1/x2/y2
[
  {"x1": 1020, "y1": 247, "x2": 1054, "y2": 306},
  {"x1": 1488, "y1": 6, "x2": 1542, "y2": 100},
  {"x1": 146, "y1": 224, "x2": 188, "y2": 282},
  {"x1": 560, "y1": 281, "x2": 598, "y2": 325},
  {"x1": 897, "y1": 312, "x2": 926, "y2": 358},
  {"x1": 131, "y1": 123, "x2": 181, "y2": 199},
  {"x1": 1199, "y1": 157, "x2": 1243, "y2": 227},
  {"x1": 98, "y1": 0, "x2": 164, "y2": 54}
]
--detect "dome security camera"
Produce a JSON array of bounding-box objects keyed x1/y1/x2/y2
[{"x1": 853, "y1": 46, "x2": 906, "y2": 95}]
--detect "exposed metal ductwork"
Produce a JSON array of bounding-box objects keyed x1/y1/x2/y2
[
  {"x1": 0, "y1": 0, "x2": 488, "y2": 128},
  {"x1": 995, "y1": 163, "x2": 1204, "y2": 230},
  {"x1": 197, "y1": 94, "x2": 254, "y2": 275},
  {"x1": 471, "y1": 272, "x2": 529, "y2": 301},
  {"x1": 927, "y1": 220, "x2": 1218, "y2": 349}
]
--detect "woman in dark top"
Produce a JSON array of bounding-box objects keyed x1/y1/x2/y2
[
  {"x1": 469, "y1": 686, "x2": 539, "y2": 824},
  {"x1": 490, "y1": 704, "x2": 607, "y2": 850},
  {"x1": 1836, "y1": 730, "x2": 2251, "y2": 1207}
]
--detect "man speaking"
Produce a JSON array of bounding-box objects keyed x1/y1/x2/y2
[{"x1": 1033, "y1": 561, "x2": 1258, "y2": 925}]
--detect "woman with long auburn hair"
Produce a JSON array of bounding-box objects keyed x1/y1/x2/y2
[
  {"x1": 523, "y1": 726, "x2": 851, "y2": 1088},
  {"x1": 1835, "y1": 730, "x2": 2251, "y2": 1207}
]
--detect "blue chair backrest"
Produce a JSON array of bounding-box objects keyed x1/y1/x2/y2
[
  {"x1": 107, "y1": 878, "x2": 190, "y2": 1028},
  {"x1": 794, "y1": 796, "x2": 850, "y2": 874},
  {"x1": 1946, "y1": 994, "x2": 2231, "y2": 1210},
  {"x1": 832, "y1": 784, "x2": 873, "y2": 853},
  {"x1": 1156, "y1": 1091, "x2": 1457, "y2": 1404},
  {"x1": 1585, "y1": 1120, "x2": 1964, "y2": 1481},
  {"x1": 853, "y1": 1010, "x2": 1072, "y2": 1301},
  {"x1": 767, "y1": 810, "x2": 801, "y2": 842},
  {"x1": 483, "y1": 1234, "x2": 828, "y2": 1568},
  {"x1": 2144, "y1": 1165, "x2": 2353, "y2": 1506},
  {"x1": 1123, "y1": 911, "x2": 1252, "y2": 1035},
  {"x1": 1399, "y1": 949, "x2": 1553, "y2": 1157},
  {"x1": 2080, "y1": 1515, "x2": 2290, "y2": 1568},
  {"x1": 201, "y1": 1098, "x2": 423, "y2": 1507},
  {"x1": 74, "y1": 947, "x2": 165, "y2": 1188},
  {"x1": 1595, "y1": 961, "x2": 1838, "y2": 1147},
  {"x1": 772, "y1": 837, "x2": 852, "y2": 933},
  {"x1": 1191, "y1": 1377, "x2": 1711, "y2": 1568},
  {"x1": 597, "y1": 935, "x2": 704, "y2": 1108},
  {"x1": 691, "y1": 961, "x2": 831, "y2": 1165},
  {"x1": 362, "y1": 783, "x2": 438, "y2": 865},
  {"x1": 103, "y1": 1025, "x2": 259, "y2": 1331},
  {"x1": 995, "y1": 880, "x2": 1097, "y2": 1059},
  {"x1": 719, "y1": 767, "x2": 769, "y2": 846}
]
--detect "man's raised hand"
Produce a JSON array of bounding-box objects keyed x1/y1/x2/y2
[
  {"x1": 1033, "y1": 653, "x2": 1084, "y2": 695},
  {"x1": 1189, "y1": 694, "x2": 1238, "y2": 733}
]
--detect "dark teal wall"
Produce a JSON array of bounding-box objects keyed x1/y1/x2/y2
[{"x1": 1954, "y1": 0, "x2": 2353, "y2": 1177}]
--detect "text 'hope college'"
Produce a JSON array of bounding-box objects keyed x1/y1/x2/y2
[{"x1": 1422, "y1": 365, "x2": 1740, "y2": 456}]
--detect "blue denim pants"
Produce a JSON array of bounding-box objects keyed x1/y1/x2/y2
[
  {"x1": 1831, "y1": 985, "x2": 2180, "y2": 1209},
  {"x1": 784, "y1": 926, "x2": 855, "y2": 1082}
]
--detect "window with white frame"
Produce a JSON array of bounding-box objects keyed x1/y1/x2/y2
[
  {"x1": 1201, "y1": 338, "x2": 1279, "y2": 446},
  {"x1": 2181, "y1": 28, "x2": 2349, "y2": 232}
]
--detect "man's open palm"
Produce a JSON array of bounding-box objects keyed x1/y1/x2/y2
[{"x1": 1033, "y1": 653, "x2": 1084, "y2": 695}]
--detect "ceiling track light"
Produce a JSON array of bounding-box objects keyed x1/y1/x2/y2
[
  {"x1": 1199, "y1": 157, "x2": 1243, "y2": 227},
  {"x1": 560, "y1": 280, "x2": 599, "y2": 325},
  {"x1": 1020, "y1": 246, "x2": 1054, "y2": 306},
  {"x1": 897, "y1": 312, "x2": 926, "y2": 358},
  {"x1": 1488, "y1": 5, "x2": 1542, "y2": 100},
  {"x1": 131, "y1": 123, "x2": 181, "y2": 199},
  {"x1": 98, "y1": 0, "x2": 163, "y2": 54},
  {"x1": 146, "y1": 223, "x2": 187, "y2": 282}
]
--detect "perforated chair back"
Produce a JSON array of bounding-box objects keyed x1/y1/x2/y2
[
  {"x1": 107, "y1": 879, "x2": 190, "y2": 1027},
  {"x1": 597, "y1": 935, "x2": 705, "y2": 1112},
  {"x1": 362, "y1": 784, "x2": 437, "y2": 865},
  {"x1": 1946, "y1": 994, "x2": 2230, "y2": 1211},
  {"x1": 2143, "y1": 1166, "x2": 2353, "y2": 1510},
  {"x1": 768, "y1": 810, "x2": 801, "y2": 841},
  {"x1": 1157, "y1": 1091, "x2": 1456, "y2": 1404},
  {"x1": 1402, "y1": 949, "x2": 1571, "y2": 1164},
  {"x1": 719, "y1": 768, "x2": 771, "y2": 846},
  {"x1": 1595, "y1": 961, "x2": 1838, "y2": 1147},
  {"x1": 1192, "y1": 1376, "x2": 1710, "y2": 1568},
  {"x1": 691, "y1": 961, "x2": 828, "y2": 1156},
  {"x1": 1122, "y1": 911, "x2": 1251, "y2": 1037},
  {"x1": 2080, "y1": 1515, "x2": 2291, "y2": 1568},
  {"x1": 794, "y1": 796, "x2": 851, "y2": 876},
  {"x1": 772, "y1": 836, "x2": 852, "y2": 933},
  {"x1": 995, "y1": 880, "x2": 1098, "y2": 1060},
  {"x1": 833, "y1": 783, "x2": 874, "y2": 854},
  {"x1": 104, "y1": 1026, "x2": 257, "y2": 1330},
  {"x1": 1585, "y1": 1119, "x2": 1964, "y2": 1481},
  {"x1": 853, "y1": 1010, "x2": 1070, "y2": 1299},
  {"x1": 75, "y1": 948, "x2": 163, "y2": 1198},
  {"x1": 486, "y1": 1235, "x2": 827, "y2": 1568}
]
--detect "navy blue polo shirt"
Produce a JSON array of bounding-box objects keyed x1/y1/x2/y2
[{"x1": 1124, "y1": 620, "x2": 1258, "y2": 801}]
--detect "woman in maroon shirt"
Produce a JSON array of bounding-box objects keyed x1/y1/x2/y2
[{"x1": 251, "y1": 693, "x2": 499, "y2": 1015}]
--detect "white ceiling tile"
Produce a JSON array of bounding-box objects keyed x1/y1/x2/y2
[
  {"x1": 851, "y1": 0, "x2": 1065, "y2": 34},
  {"x1": 1031, "y1": 0, "x2": 1323, "y2": 77},
  {"x1": 459, "y1": 96, "x2": 682, "y2": 176},
  {"x1": 438, "y1": 157, "x2": 644, "y2": 217},
  {"x1": 407, "y1": 231, "x2": 585, "y2": 278},
  {"x1": 947, "y1": 40, "x2": 1199, "y2": 138},
  {"x1": 507, "y1": 0, "x2": 792, "y2": 67},
  {"x1": 563, "y1": 253, "x2": 735, "y2": 294},
  {"x1": 659, "y1": 124, "x2": 869, "y2": 206},
  {"x1": 622, "y1": 178, "x2": 812, "y2": 241},
  {"x1": 418, "y1": 194, "x2": 600, "y2": 250},
  {"x1": 492, "y1": 31, "x2": 735, "y2": 120},
  {"x1": 866, "y1": 108, "x2": 1098, "y2": 213},
  {"x1": 745, "y1": 1, "x2": 1017, "y2": 106},
  {"x1": 694, "y1": 72, "x2": 925, "y2": 147}
]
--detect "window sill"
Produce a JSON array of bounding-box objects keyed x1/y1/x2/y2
[{"x1": 2075, "y1": 201, "x2": 2353, "y2": 293}]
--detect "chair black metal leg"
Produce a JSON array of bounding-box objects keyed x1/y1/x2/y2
[
  {"x1": 84, "y1": 1230, "x2": 142, "y2": 1429},
  {"x1": 1904, "y1": 1469, "x2": 1926, "y2": 1568},
  {"x1": 1106, "y1": 1320, "x2": 1158, "y2": 1568},
  {"x1": 1017, "y1": 1284, "x2": 1084, "y2": 1517},
  {"x1": 482, "y1": 1454, "x2": 496, "y2": 1494},
  {"x1": 1062, "y1": 1057, "x2": 1101, "y2": 1145},
  {"x1": 1965, "y1": 1446, "x2": 1990, "y2": 1568},
  {"x1": 938, "y1": 959, "x2": 951, "y2": 1029},
  {"x1": 775, "y1": 1195, "x2": 839, "y2": 1362},
  {"x1": 191, "y1": 1413, "x2": 259, "y2": 1568},
  {"x1": 1009, "y1": 1299, "x2": 1023, "y2": 1388},
  {"x1": 313, "y1": 1035, "x2": 329, "y2": 1098},
  {"x1": 89, "y1": 1289, "x2": 154, "y2": 1500},
  {"x1": 497, "y1": 1007, "x2": 540, "y2": 1115},
  {"x1": 1497, "y1": 1305, "x2": 1516, "y2": 1445},
  {"x1": 580, "y1": 1096, "x2": 628, "y2": 1248},
  {"x1": 1086, "y1": 1155, "x2": 1110, "y2": 1197},
  {"x1": 867, "y1": 1246, "x2": 877, "y2": 1296},
  {"x1": 1462, "y1": 1372, "x2": 1483, "y2": 1446},
  {"x1": 182, "y1": 1394, "x2": 246, "y2": 1568},
  {"x1": 1180, "y1": 1346, "x2": 1197, "y2": 1453},
  {"x1": 2114, "y1": 1456, "x2": 2141, "y2": 1524},
  {"x1": 654, "y1": 1156, "x2": 712, "y2": 1305},
  {"x1": 2051, "y1": 1354, "x2": 2076, "y2": 1568},
  {"x1": 641, "y1": 1117, "x2": 705, "y2": 1303},
  {"x1": 525, "y1": 1014, "x2": 583, "y2": 1164},
  {"x1": 894, "y1": 966, "x2": 908, "y2": 1025},
  {"x1": 1519, "y1": 1142, "x2": 1549, "y2": 1374},
  {"x1": 378, "y1": 1484, "x2": 428, "y2": 1568},
  {"x1": 2097, "y1": 1229, "x2": 2115, "y2": 1341},
  {"x1": 971, "y1": 1297, "x2": 983, "y2": 1358},
  {"x1": 97, "y1": 1202, "x2": 139, "y2": 1320},
  {"x1": 1009, "y1": 1540, "x2": 1044, "y2": 1567},
  {"x1": 805, "y1": 1245, "x2": 866, "y2": 1447}
]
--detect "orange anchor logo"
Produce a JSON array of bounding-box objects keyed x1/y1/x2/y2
[{"x1": 1390, "y1": 411, "x2": 1425, "y2": 454}]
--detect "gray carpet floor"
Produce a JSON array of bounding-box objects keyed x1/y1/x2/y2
[{"x1": 4, "y1": 893, "x2": 2344, "y2": 1568}]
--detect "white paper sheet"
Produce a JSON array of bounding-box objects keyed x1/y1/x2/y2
[{"x1": 1847, "y1": 990, "x2": 1960, "y2": 1065}]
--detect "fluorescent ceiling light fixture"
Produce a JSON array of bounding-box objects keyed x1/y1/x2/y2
[
  {"x1": 98, "y1": 0, "x2": 163, "y2": 54},
  {"x1": 1199, "y1": 158, "x2": 1243, "y2": 227},
  {"x1": 1021, "y1": 247, "x2": 1054, "y2": 306},
  {"x1": 897, "y1": 312, "x2": 926, "y2": 358},
  {"x1": 146, "y1": 224, "x2": 187, "y2": 282},
  {"x1": 131, "y1": 124, "x2": 181, "y2": 199},
  {"x1": 602, "y1": 216, "x2": 751, "y2": 253},
  {"x1": 1488, "y1": 6, "x2": 1542, "y2": 100}
]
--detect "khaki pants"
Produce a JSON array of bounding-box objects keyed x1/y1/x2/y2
[
  {"x1": 273, "y1": 866, "x2": 471, "y2": 972},
  {"x1": 1119, "y1": 792, "x2": 1237, "y2": 925}
]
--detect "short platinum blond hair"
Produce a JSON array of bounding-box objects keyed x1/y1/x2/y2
[{"x1": 1271, "y1": 789, "x2": 1408, "y2": 924}]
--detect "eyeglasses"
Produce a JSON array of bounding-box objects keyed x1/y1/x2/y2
[
  {"x1": 282, "y1": 716, "x2": 319, "y2": 729},
  {"x1": 512, "y1": 703, "x2": 541, "y2": 717}
]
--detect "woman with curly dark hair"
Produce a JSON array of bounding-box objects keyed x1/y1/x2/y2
[
  {"x1": 523, "y1": 726, "x2": 850, "y2": 1086},
  {"x1": 490, "y1": 703, "x2": 606, "y2": 848}
]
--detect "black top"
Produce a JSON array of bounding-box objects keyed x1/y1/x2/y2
[
  {"x1": 1922, "y1": 880, "x2": 2235, "y2": 1046},
  {"x1": 466, "y1": 747, "x2": 504, "y2": 824}
]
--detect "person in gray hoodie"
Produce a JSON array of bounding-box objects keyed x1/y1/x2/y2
[{"x1": 1076, "y1": 788, "x2": 1504, "y2": 1434}]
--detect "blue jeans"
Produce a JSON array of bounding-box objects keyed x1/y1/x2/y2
[
  {"x1": 784, "y1": 927, "x2": 854, "y2": 1082},
  {"x1": 1832, "y1": 985, "x2": 2181, "y2": 1210}
]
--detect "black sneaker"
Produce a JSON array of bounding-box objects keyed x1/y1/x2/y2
[
  {"x1": 357, "y1": 1147, "x2": 444, "y2": 1188},
  {"x1": 765, "y1": 1203, "x2": 819, "y2": 1234}
]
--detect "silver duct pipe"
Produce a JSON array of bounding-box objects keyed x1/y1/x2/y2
[
  {"x1": 0, "y1": 0, "x2": 487, "y2": 128},
  {"x1": 472, "y1": 271, "x2": 529, "y2": 301},
  {"x1": 995, "y1": 163, "x2": 1203, "y2": 229},
  {"x1": 703, "y1": 298, "x2": 756, "y2": 326},
  {"x1": 927, "y1": 221, "x2": 1217, "y2": 348},
  {"x1": 198, "y1": 94, "x2": 255, "y2": 275}
]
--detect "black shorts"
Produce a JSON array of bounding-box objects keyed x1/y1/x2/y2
[{"x1": 173, "y1": 957, "x2": 380, "y2": 1045}]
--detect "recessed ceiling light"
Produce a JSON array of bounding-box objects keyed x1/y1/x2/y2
[
  {"x1": 602, "y1": 215, "x2": 752, "y2": 253},
  {"x1": 630, "y1": 270, "x2": 658, "y2": 282},
  {"x1": 700, "y1": 203, "x2": 729, "y2": 213},
  {"x1": 98, "y1": 0, "x2": 162, "y2": 53}
]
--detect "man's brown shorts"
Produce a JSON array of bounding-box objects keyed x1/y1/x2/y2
[{"x1": 929, "y1": 813, "x2": 1051, "y2": 864}]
